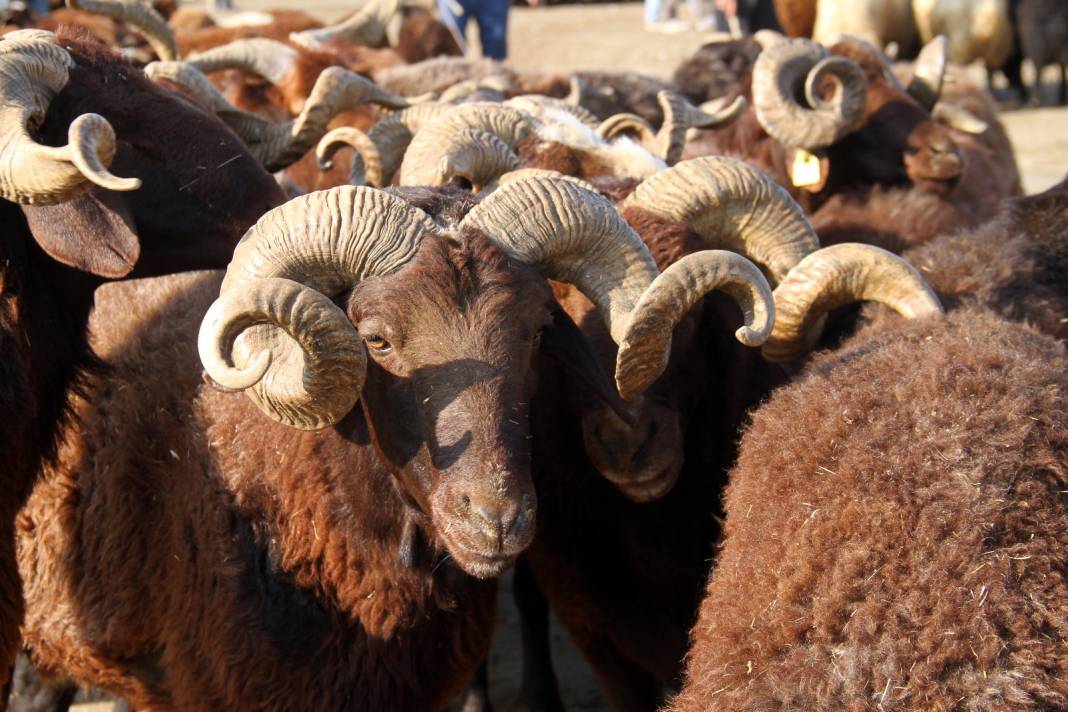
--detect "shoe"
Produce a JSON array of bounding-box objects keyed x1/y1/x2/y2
[{"x1": 646, "y1": 19, "x2": 691, "y2": 33}]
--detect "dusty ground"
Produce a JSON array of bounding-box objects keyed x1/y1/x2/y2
[{"x1": 66, "y1": 3, "x2": 1067, "y2": 711}]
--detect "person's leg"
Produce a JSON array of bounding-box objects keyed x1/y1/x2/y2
[
  {"x1": 645, "y1": 0, "x2": 666, "y2": 26},
  {"x1": 475, "y1": 0, "x2": 509, "y2": 61},
  {"x1": 439, "y1": 0, "x2": 470, "y2": 54}
]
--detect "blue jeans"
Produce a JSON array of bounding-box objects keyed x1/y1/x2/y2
[{"x1": 439, "y1": 0, "x2": 510, "y2": 60}]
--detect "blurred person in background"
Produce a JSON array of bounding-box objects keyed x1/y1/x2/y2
[
  {"x1": 646, "y1": 0, "x2": 726, "y2": 33},
  {"x1": 439, "y1": 0, "x2": 520, "y2": 60}
]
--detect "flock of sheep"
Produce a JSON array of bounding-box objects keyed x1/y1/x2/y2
[{"x1": 0, "y1": 0, "x2": 1065, "y2": 710}]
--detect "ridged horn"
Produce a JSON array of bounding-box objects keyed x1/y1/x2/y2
[
  {"x1": 316, "y1": 127, "x2": 383, "y2": 187},
  {"x1": 187, "y1": 38, "x2": 299, "y2": 85},
  {"x1": 362, "y1": 103, "x2": 449, "y2": 187},
  {"x1": 907, "y1": 35, "x2": 947, "y2": 112},
  {"x1": 0, "y1": 34, "x2": 140, "y2": 205},
  {"x1": 655, "y1": 90, "x2": 747, "y2": 165},
  {"x1": 616, "y1": 251, "x2": 773, "y2": 400},
  {"x1": 147, "y1": 62, "x2": 422, "y2": 172},
  {"x1": 622, "y1": 157, "x2": 819, "y2": 284},
  {"x1": 752, "y1": 38, "x2": 868, "y2": 149},
  {"x1": 597, "y1": 113, "x2": 655, "y2": 143},
  {"x1": 66, "y1": 0, "x2": 178, "y2": 61},
  {"x1": 931, "y1": 102, "x2": 988, "y2": 134},
  {"x1": 398, "y1": 103, "x2": 537, "y2": 187},
  {"x1": 289, "y1": 0, "x2": 402, "y2": 50},
  {"x1": 762, "y1": 243, "x2": 944, "y2": 362},
  {"x1": 435, "y1": 129, "x2": 519, "y2": 191},
  {"x1": 198, "y1": 186, "x2": 439, "y2": 430},
  {"x1": 460, "y1": 175, "x2": 658, "y2": 350}
]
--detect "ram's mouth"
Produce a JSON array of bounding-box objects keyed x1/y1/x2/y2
[{"x1": 439, "y1": 533, "x2": 522, "y2": 579}]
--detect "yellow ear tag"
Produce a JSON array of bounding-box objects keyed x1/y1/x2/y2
[{"x1": 791, "y1": 148, "x2": 825, "y2": 189}]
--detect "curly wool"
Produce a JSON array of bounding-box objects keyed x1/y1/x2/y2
[{"x1": 670, "y1": 307, "x2": 1068, "y2": 711}]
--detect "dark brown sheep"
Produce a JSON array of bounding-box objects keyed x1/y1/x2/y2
[
  {"x1": 0, "y1": 26, "x2": 282, "y2": 693},
  {"x1": 16, "y1": 177, "x2": 734, "y2": 710},
  {"x1": 881, "y1": 174, "x2": 1068, "y2": 341},
  {"x1": 670, "y1": 306, "x2": 1068, "y2": 711}
]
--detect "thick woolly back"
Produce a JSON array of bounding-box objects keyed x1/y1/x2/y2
[
  {"x1": 18, "y1": 271, "x2": 496, "y2": 711},
  {"x1": 671, "y1": 308, "x2": 1068, "y2": 711}
]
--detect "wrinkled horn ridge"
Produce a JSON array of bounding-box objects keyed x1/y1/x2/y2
[
  {"x1": 460, "y1": 175, "x2": 659, "y2": 348},
  {"x1": 656, "y1": 91, "x2": 747, "y2": 165},
  {"x1": 615, "y1": 250, "x2": 774, "y2": 400},
  {"x1": 751, "y1": 37, "x2": 867, "y2": 149},
  {"x1": 66, "y1": 0, "x2": 178, "y2": 61},
  {"x1": 199, "y1": 186, "x2": 439, "y2": 429},
  {"x1": 597, "y1": 113, "x2": 655, "y2": 143},
  {"x1": 399, "y1": 103, "x2": 536, "y2": 187},
  {"x1": 622, "y1": 156, "x2": 820, "y2": 284},
  {"x1": 289, "y1": 0, "x2": 402, "y2": 50},
  {"x1": 317, "y1": 127, "x2": 383, "y2": 186},
  {"x1": 0, "y1": 35, "x2": 140, "y2": 204},
  {"x1": 187, "y1": 38, "x2": 300, "y2": 85},
  {"x1": 763, "y1": 243, "x2": 944, "y2": 362}
]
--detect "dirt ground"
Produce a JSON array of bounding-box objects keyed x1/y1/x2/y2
[{"x1": 67, "y1": 3, "x2": 1067, "y2": 711}]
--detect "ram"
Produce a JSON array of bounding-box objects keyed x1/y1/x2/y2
[
  {"x1": 15, "y1": 175, "x2": 761, "y2": 710},
  {"x1": 0, "y1": 26, "x2": 282, "y2": 692},
  {"x1": 670, "y1": 255, "x2": 1068, "y2": 710}
]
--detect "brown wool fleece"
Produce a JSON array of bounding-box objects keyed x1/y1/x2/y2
[{"x1": 671, "y1": 307, "x2": 1068, "y2": 711}]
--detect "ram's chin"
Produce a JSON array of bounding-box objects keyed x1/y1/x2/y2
[{"x1": 448, "y1": 546, "x2": 518, "y2": 579}]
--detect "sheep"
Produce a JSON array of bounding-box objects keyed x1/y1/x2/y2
[
  {"x1": 681, "y1": 33, "x2": 1020, "y2": 254},
  {"x1": 811, "y1": 0, "x2": 918, "y2": 53},
  {"x1": 669, "y1": 305, "x2": 1068, "y2": 710},
  {"x1": 680, "y1": 36, "x2": 967, "y2": 211},
  {"x1": 771, "y1": 0, "x2": 815, "y2": 37},
  {"x1": 143, "y1": 59, "x2": 427, "y2": 176},
  {"x1": 875, "y1": 174, "x2": 1068, "y2": 341},
  {"x1": 913, "y1": 0, "x2": 1015, "y2": 76},
  {"x1": 0, "y1": 26, "x2": 283, "y2": 692},
  {"x1": 1012, "y1": 0, "x2": 1068, "y2": 105},
  {"x1": 672, "y1": 35, "x2": 763, "y2": 106},
  {"x1": 498, "y1": 159, "x2": 932, "y2": 710},
  {"x1": 15, "y1": 175, "x2": 773, "y2": 710}
]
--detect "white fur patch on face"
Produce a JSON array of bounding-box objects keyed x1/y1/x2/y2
[{"x1": 534, "y1": 107, "x2": 665, "y2": 179}]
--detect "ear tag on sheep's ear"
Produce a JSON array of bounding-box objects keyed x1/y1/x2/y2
[{"x1": 791, "y1": 149, "x2": 828, "y2": 192}]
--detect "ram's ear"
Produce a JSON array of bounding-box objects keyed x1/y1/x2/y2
[
  {"x1": 540, "y1": 305, "x2": 636, "y2": 428},
  {"x1": 21, "y1": 189, "x2": 140, "y2": 279}
]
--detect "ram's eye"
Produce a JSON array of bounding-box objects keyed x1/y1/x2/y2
[{"x1": 364, "y1": 335, "x2": 392, "y2": 354}]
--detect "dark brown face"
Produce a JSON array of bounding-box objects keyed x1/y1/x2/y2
[
  {"x1": 37, "y1": 30, "x2": 285, "y2": 278},
  {"x1": 825, "y1": 40, "x2": 962, "y2": 192},
  {"x1": 348, "y1": 231, "x2": 551, "y2": 578}
]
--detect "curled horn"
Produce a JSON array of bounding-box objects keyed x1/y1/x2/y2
[
  {"x1": 0, "y1": 33, "x2": 140, "y2": 205},
  {"x1": 364, "y1": 103, "x2": 449, "y2": 186},
  {"x1": 147, "y1": 62, "x2": 423, "y2": 171},
  {"x1": 615, "y1": 251, "x2": 773, "y2": 400},
  {"x1": 316, "y1": 127, "x2": 383, "y2": 187},
  {"x1": 398, "y1": 103, "x2": 537, "y2": 187},
  {"x1": 459, "y1": 175, "x2": 665, "y2": 395},
  {"x1": 906, "y1": 35, "x2": 947, "y2": 112},
  {"x1": 762, "y1": 243, "x2": 944, "y2": 362},
  {"x1": 751, "y1": 37, "x2": 868, "y2": 149},
  {"x1": 436, "y1": 129, "x2": 520, "y2": 192},
  {"x1": 66, "y1": 0, "x2": 178, "y2": 61},
  {"x1": 187, "y1": 38, "x2": 300, "y2": 86},
  {"x1": 622, "y1": 156, "x2": 820, "y2": 284},
  {"x1": 655, "y1": 90, "x2": 747, "y2": 165},
  {"x1": 289, "y1": 0, "x2": 402, "y2": 50},
  {"x1": 932, "y1": 102, "x2": 988, "y2": 135},
  {"x1": 198, "y1": 187, "x2": 438, "y2": 430},
  {"x1": 597, "y1": 113, "x2": 655, "y2": 143}
]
